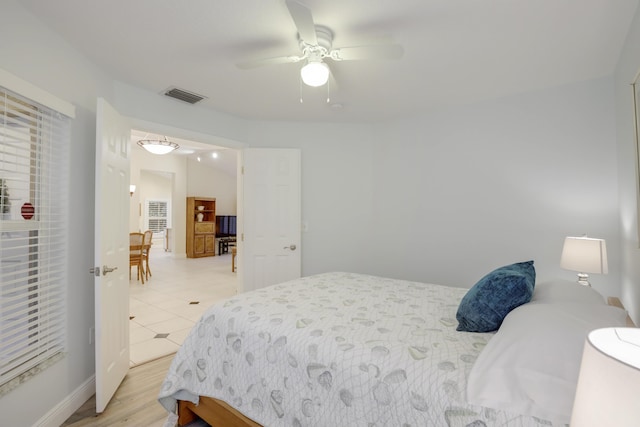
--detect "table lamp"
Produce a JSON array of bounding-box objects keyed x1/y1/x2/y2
[
  {"x1": 560, "y1": 236, "x2": 608, "y2": 287},
  {"x1": 570, "y1": 327, "x2": 640, "y2": 426}
]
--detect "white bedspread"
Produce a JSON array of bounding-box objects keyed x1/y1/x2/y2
[{"x1": 158, "y1": 272, "x2": 563, "y2": 426}]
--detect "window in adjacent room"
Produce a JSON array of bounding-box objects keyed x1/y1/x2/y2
[
  {"x1": 0, "y1": 81, "x2": 72, "y2": 393},
  {"x1": 145, "y1": 199, "x2": 169, "y2": 238}
]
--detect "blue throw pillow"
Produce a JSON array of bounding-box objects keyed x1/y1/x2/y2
[{"x1": 456, "y1": 261, "x2": 536, "y2": 332}]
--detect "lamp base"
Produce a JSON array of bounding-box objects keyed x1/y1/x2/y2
[{"x1": 577, "y1": 273, "x2": 591, "y2": 287}]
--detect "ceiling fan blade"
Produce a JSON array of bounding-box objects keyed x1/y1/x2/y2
[
  {"x1": 237, "y1": 55, "x2": 304, "y2": 69},
  {"x1": 329, "y1": 44, "x2": 404, "y2": 61},
  {"x1": 326, "y1": 62, "x2": 340, "y2": 91},
  {"x1": 285, "y1": 0, "x2": 318, "y2": 45}
]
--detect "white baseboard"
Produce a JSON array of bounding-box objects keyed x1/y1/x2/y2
[{"x1": 33, "y1": 375, "x2": 95, "y2": 427}]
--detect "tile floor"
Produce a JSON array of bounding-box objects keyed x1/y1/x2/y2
[{"x1": 129, "y1": 246, "x2": 237, "y2": 366}]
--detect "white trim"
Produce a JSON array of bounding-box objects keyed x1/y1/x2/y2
[
  {"x1": 0, "y1": 68, "x2": 75, "y2": 118},
  {"x1": 32, "y1": 375, "x2": 96, "y2": 427}
]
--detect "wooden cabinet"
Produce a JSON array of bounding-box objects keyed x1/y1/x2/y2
[{"x1": 186, "y1": 197, "x2": 216, "y2": 258}]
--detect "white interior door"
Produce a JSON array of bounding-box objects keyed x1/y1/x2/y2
[
  {"x1": 240, "y1": 148, "x2": 301, "y2": 292},
  {"x1": 94, "y1": 98, "x2": 131, "y2": 412}
]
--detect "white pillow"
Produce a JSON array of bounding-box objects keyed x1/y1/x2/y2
[
  {"x1": 466, "y1": 302, "x2": 628, "y2": 424},
  {"x1": 531, "y1": 279, "x2": 605, "y2": 305}
]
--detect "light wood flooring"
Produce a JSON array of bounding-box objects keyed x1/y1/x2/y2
[{"x1": 61, "y1": 355, "x2": 175, "y2": 427}]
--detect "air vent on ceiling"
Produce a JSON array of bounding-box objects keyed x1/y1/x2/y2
[{"x1": 163, "y1": 87, "x2": 207, "y2": 104}]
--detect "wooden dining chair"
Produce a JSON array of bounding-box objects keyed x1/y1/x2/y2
[
  {"x1": 142, "y1": 230, "x2": 153, "y2": 280},
  {"x1": 129, "y1": 232, "x2": 145, "y2": 284}
]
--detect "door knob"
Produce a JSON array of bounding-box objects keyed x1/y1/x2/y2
[
  {"x1": 283, "y1": 244, "x2": 297, "y2": 251},
  {"x1": 102, "y1": 265, "x2": 118, "y2": 276}
]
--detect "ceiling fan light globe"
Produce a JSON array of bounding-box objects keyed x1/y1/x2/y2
[{"x1": 301, "y1": 61, "x2": 329, "y2": 87}]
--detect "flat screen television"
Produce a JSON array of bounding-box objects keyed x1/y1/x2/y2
[{"x1": 215, "y1": 215, "x2": 237, "y2": 238}]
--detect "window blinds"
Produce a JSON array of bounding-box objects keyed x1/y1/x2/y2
[
  {"x1": 147, "y1": 200, "x2": 168, "y2": 235},
  {"x1": 0, "y1": 87, "x2": 70, "y2": 390}
]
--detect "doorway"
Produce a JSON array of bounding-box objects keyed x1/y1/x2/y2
[{"x1": 128, "y1": 129, "x2": 239, "y2": 365}]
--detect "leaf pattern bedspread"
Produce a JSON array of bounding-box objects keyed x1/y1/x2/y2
[{"x1": 158, "y1": 272, "x2": 561, "y2": 427}]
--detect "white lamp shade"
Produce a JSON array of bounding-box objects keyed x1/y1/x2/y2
[
  {"x1": 560, "y1": 236, "x2": 608, "y2": 274},
  {"x1": 137, "y1": 139, "x2": 179, "y2": 155},
  {"x1": 300, "y1": 60, "x2": 330, "y2": 87},
  {"x1": 571, "y1": 328, "x2": 640, "y2": 426},
  {"x1": 129, "y1": 184, "x2": 136, "y2": 194}
]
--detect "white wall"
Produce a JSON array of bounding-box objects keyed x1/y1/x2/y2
[
  {"x1": 243, "y1": 79, "x2": 620, "y2": 300},
  {"x1": 0, "y1": 2, "x2": 113, "y2": 426},
  {"x1": 141, "y1": 171, "x2": 172, "y2": 214},
  {"x1": 614, "y1": 2, "x2": 640, "y2": 324},
  {"x1": 370, "y1": 78, "x2": 620, "y2": 296},
  {"x1": 129, "y1": 170, "x2": 172, "y2": 233},
  {"x1": 186, "y1": 157, "x2": 238, "y2": 215}
]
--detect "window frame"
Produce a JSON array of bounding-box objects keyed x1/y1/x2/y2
[{"x1": 145, "y1": 199, "x2": 169, "y2": 238}]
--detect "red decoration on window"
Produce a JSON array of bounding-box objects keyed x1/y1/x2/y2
[{"x1": 21, "y1": 202, "x2": 34, "y2": 220}]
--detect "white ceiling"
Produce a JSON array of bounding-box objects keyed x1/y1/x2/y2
[{"x1": 18, "y1": 0, "x2": 638, "y2": 124}]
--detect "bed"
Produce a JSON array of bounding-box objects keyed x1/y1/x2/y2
[{"x1": 158, "y1": 266, "x2": 633, "y2": 427}]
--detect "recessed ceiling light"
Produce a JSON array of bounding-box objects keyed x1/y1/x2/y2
[{"x1": 212, "y1": 152, "x2": 218, "y2": 159}]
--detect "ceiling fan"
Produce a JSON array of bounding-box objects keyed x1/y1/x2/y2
[{"x1": 236, "y1": 0, "x2": 404, "y2": 87}]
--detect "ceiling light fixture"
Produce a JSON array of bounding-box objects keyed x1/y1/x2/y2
[
  {"x1": 212, "y1": 152, "x2": 218, "y2": 159},
  {"x1": 300, "y1": 59, "x2": 329, "y2": 87},
  {"x1": 137, "y1": 136, "x2": 179, "y2": 155}
]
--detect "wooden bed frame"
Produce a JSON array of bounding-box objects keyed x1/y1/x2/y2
[
  {"x1": 178, "y1": 397, "x2": 262, "y2": 427},
  {"x1": 176, "y1": 297, "x2": 636, "y2": 427}
]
